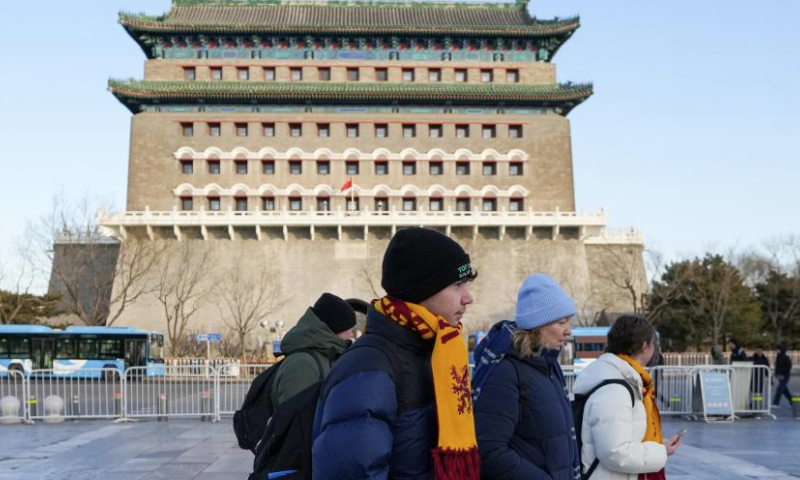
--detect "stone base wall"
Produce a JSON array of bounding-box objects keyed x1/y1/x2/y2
[{"x1": 109, "y1": 228, "x2": 644, "y2": 351}]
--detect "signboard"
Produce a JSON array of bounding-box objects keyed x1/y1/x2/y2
[
  {"x1": 698, "y1": 370, "x2": 734, "y2": 422},
  {"x1": 195, "y1": 333, "x2": 221, "y2": 343}
]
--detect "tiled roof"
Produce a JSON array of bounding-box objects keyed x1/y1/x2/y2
[
  {"x1": 108, "y1": 79, "x2": 592, "y2": 113},
  {"x1": 119, "y1": 1, "x2": 579, "y2": 37}
]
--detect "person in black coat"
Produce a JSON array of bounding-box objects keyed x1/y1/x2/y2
[
  {"x1": 473, "y1": 274, "x2": 580, "y2": 480},
  {"x1": 728, "y1": 338, "x2": 749, "y2": 363},
  {"x1": 312, "y1": 228, "x2": 480, "y2": 480},
  {"x1": 772, "y1": 344, "x2": 794, "y2": 407},
  {"x1": 750, "y1": 347, "x2": 770, "y2": 408}
]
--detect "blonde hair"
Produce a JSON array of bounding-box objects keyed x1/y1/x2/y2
[{"x1": 512, "y1": 328, "x2": 543, "y2": 358}]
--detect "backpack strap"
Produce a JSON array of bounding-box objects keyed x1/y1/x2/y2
[
  {"x1": 504, "y1": 356, "x2": 527, "y2": 425},
  {"x1": 581, "y1": 379, "x2": 635, "y2": 480}
]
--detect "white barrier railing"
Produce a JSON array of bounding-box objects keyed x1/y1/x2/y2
[
  {"x1": 651, "y1": 366, "x2": 695, "y2": 416},
  {"x1": 26, "y1": 369, "x2": 123, "y2": 421},
  {"x1": 217, "y1": 364, "x2": 271, "y2": 417},
  {"x1": 0, "y1": 363, "x2": 781, "y2": 425},
  {"x1": 0, "y1": 370, "x2": 28, "y2": 424},
  {"x1": 125, "y1": 365, "x2": 216, "y2": 420}
]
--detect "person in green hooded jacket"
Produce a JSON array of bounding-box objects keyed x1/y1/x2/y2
[{"x1": 270, "y1": 292, "x2": 357, "y2": 408}]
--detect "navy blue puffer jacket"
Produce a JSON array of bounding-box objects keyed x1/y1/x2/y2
[
  {"x1": 311, "y1": 306, "x2": 437, "y2": 480},
  {"x1": 474, "y1": 340, "x2": 579, "y2": 480}
]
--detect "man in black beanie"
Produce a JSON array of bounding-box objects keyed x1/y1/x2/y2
[
  {"x1": 270, "y1": 292, "x2": 356, "y2": 408},
  {"x1": 313, "y1": 228, "x2": 480, "y2": 480}
]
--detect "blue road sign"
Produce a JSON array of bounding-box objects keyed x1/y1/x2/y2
[{"x1": 196, "y1": 333, "x2": 222, "y2": 342}]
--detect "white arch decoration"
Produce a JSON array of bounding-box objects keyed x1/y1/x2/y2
[
  {"x1": 230, "y1": 147, "x2": 251, "y2": 159},
  {"x1": 257, "y1": 184, "x2": 279, "y2": 196},
  {"x1": 398, "y1": 148, "x2": 421, "y2": 159},
  {"x1": 203, "y1": 183, "x2": 223, "y2": 195},
  {"x1": 202, "y1": 147, "x2": 224, "y2": 159},
  {"x1": 372, "y1": 183, "x2": 392, "y2": 196},
  {"x1": 453, "y1": 185, "x2": 476, "y2": 197},
  {"x1": 507, "y1": 185, "x2": 530, "y2": 198},
  {"x1": 313, "y1": 184, "x2": 335, "y2": 196},
  {"x1": 480, "y1": 185, "x2": 501, "y2": 197},
  {"x1": 257, "y1": 147, "x2": 279, "y2": 159},
  {"x1": 173, "y1": 183, "x2": 195, "y2": 196},
  {"x1": 427, "y1": 184, "x2": 447, "y2": 196},
  {"x1": 174, "y1": 147, "x2": 197, "y2": 159},
  {"x1": 284, "y1": 183, "x2": 306, "y2": 196},
  {"x1": 312, "y1": 147, "x2": 334, "y2": 159},
  {"x1": 372, "y1": 148, "x2": 392, "y2": 159}
]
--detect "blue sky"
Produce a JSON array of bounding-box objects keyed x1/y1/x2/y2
[{"x1": 1, "y1": 0, "x2": 798, "y2": 289}]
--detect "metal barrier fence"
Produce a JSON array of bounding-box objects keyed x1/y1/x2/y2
[
  {"x1": 651, "y1": 366, "x2": 695, "y2": 416},
  {"x1": 0, "y1": 370, "x2": 28, "y2": 424},
  {"x1": 26, "y1": 369, "x2": 123, "y2": 421},
  {"x1": 217, "y1": 364, "x2": 271, "y2": 416},
  {"x1": 125, "y1": 366, "x2": 216, "y2": 420},
  {"x1": 0, "y1": 363, "x2": 781, "y2": 424}
]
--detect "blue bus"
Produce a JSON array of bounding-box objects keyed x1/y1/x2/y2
[
  {"x1": 563, "y1": 326, "x2": 610, "y2": 370},
  {"x1": 0, "y1": 325, "x2": 165, "y2": 378}
]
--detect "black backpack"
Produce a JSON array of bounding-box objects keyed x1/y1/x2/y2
[
  {"x1": 233, "y1": 350, "x2": 323, "y2": 453},
  {"x1": 573, "y1": 379, "x2": 635, "y2": 480},
  {"x1": 247, "y1": 335, "x2": 402, "y2": 480}
]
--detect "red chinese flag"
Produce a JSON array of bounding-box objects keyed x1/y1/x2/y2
[{"x1": 340, "y1": 178, "x2": 353, "y2": 192}]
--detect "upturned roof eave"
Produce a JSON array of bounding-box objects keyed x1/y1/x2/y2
[
  {"x1": 119, "y1": 19, "x2": 579, "y2": 38},
  {"x1": 108, "y1": 80, "x2": 592, "y2": 115}
]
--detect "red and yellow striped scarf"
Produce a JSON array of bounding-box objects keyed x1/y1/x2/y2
[
  {"x1": 374, "y1": 296, "x2": 479, "y2": 480},
  {"x1": 617, "y1": 354, "x2": 666, "y2": 480}
]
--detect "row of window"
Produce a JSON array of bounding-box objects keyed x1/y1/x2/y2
[
  {"x1": 180, "y1": 195, "x2": 525, "y2": 213},
  {"x1": 183, "y1": 65, "x2": 520, "y2": 84},
  {"x1": 180, "y1": 159, "x2": 524, "y2": 176},
  {"x1": 181, "y1": 122, "x2": 523, "y2": 139}
]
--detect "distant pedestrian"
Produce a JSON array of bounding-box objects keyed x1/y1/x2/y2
[
  {"x1": 573, "y1": 315, "x2": 682, "y2": 480},
  {"x1": 772, "y1": 344, "x2": 794, "y2": 407},
  {"x1": 728, "y1": 338, "x2": 749, "y2": 363},
  {"x1": 750, "y1": 347, "x2": 770, "y2": 408},
  {"x1": 710, "y1": 345, "x2": 726, "y2": 365}
]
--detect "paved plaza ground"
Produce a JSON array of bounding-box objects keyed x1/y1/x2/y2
[{"x1": 0, "y1": 406, "x2": 798, "y2": 480}]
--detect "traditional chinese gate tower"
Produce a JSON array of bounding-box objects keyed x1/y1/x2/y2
[{"x1": 103, "y1": 0, "x2": 645, "y2": 345}]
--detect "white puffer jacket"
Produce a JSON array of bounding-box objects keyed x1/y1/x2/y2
[{"x1": 572, "y1": 353, "x2": 667, "y2": 480}]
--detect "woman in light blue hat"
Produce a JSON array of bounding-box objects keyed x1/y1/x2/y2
[{"x1": 472, "y1": 273, "x2": 581, "y2": 480}]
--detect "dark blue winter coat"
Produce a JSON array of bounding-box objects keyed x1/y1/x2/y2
[
  {"x1": 311, "y1": 306, "x2": 437, "y2": 480},
  {"x1": 474, "y1": 328, "x2": 579, "y2": 480}
]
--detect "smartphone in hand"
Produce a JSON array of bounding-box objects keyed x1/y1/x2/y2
[{"x1": 676, "y1": 428, "x2": 687, "y2": 439}]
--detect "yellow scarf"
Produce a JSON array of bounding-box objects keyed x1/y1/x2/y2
[
  {"x1": 374, "y1": 296, "x2": 479, "y2": 480},
  {"x1": 617, "y1": 354, "x2": 666, "y2": 480}
]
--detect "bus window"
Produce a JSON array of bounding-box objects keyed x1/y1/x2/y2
[
  {"x1": 10, "y1": 337, "x2": 31, "y2": 356},
  {"x1": 0, "y1": 337, "x2": 8, "y2": 357},
  {"x1": 148, "y1": 335, "x2": 164, "y2": 361},
  {"x1": 99, "y1": 339, "x2": 122, "y2": 359},
  {"x1": 125, "y1": 339, "x2": 145, "y2": 367},
  {"x1": 56, "y1": 338, "x2": 75, "y2": 359},
  {"x1": 78, "y1": 337, "x2": 99, "y2": 359}
]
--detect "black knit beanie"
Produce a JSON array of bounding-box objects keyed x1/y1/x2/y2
[
  {"x1": 313, "y1": 293, "x2": 356, "y2": 334},
  {"x1": 381, "y1": 227, "x2": 475, "y2": 303}
]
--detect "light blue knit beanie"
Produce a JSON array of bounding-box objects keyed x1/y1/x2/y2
[{"x1": 515, "y1": 274, "x2": 577, "y2": 330}]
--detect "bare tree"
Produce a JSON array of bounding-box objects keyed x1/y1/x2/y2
[
  {"x1": 215, "y1": 257, "x2": 288, "y2": 361},
  {"x1": 29, "y1": 194, "x2": 163, "y2": 325},
  {"x1": 740, "y1": 235, "x2": 800, "y2": 343},
  {"x1": 155, "y1": 241, "x2": 214, "y2": 355},
  {"x1": 0, "y1": 242, "x2": 60, "y2": 324},
  {"x1": 360, "y1": 265, "x2": 382, "y2": 299},
  {"x1": 587, "y1": 243, "x2": 648, "y2": 317}
]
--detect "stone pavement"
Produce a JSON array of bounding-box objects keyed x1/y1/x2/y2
[{"x1": 0, "y1": 413, "x2": 798, "y2": 479}]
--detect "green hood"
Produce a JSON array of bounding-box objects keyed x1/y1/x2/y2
[{"x1": 280, "y1": 307, "x2": 349, "y2": 358}]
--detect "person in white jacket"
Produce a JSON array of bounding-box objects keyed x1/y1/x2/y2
[{"x1": 572, "y1": 315, "x2": 682, "y2": 480}]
